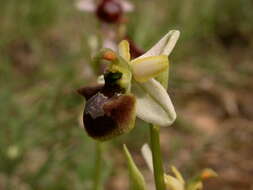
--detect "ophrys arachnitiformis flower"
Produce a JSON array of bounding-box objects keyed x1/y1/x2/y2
[{"x1": 78, "y1": 30, "x2": 180, "y2": 141}]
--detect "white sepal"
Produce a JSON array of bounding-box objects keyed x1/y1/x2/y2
[
  {"x1": 161, "y1": 30, "x2": 180, "y2": 55},
  {"x1": 134, "y1": 30, "x2": 180, "y2": 59},
  {"x1": 141, "y1": 144, "x2": 154, "y2": 173},
  {"x1": 131, "y1": 78, "x2": 176, "y2": 127}
]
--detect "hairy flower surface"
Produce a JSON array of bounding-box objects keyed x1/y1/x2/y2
[{"x1": 78, "y1": 30, "x2": 180, "y2": 140}]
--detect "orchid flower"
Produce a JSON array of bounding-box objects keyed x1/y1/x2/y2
[
  {"x1": 78, "y1": 30, "x2": 180, "y2": 141},
  {"x1": 141, "y1": 144, "x2": 217, "y2": 190},
  {"x1": 77, "y1": 0, "x2": 134, "y2": 50},
  {"x1": 76, "y1": 0, "x2": 134, "y2": 24},
  {"x1": 76, "y1": 0, "x2": 134, "y2": 14}
]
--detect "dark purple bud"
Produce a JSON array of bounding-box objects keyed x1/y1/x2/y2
[{"x1": 96, "y1": 0, "x2": 123, "y2": 23}]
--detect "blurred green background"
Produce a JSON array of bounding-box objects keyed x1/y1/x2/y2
[{"x1": 0, "y1": 0, "x2": 253, "y2": 189}]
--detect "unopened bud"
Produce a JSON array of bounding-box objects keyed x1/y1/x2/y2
[
  {"x1": 96, "y1": 0, "x2": 123, "y2": 23},
  {"x1": 201, "y1": 169, "x2": 218, "y2": 180},
  {"x1": 103, "y1": 50, "x2": 117, "y2": 61}
]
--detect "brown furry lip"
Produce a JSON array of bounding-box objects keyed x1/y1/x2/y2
[{"x1": 83, "y1": 93, "x2": 136, "y2": 141}]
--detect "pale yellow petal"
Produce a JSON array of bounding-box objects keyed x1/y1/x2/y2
[
  {"x1": 130, "y1": 55, "x2": 169, "y2": 82},
  {"x1": 164, "y1": 175, "x2": 184, "y2": 190},
  {"x1": 118, "y1": 40, "x2": 131, "y2": 62},
  {"x1": 171, "y1": 166, "x2": 185, "y2": 184}
]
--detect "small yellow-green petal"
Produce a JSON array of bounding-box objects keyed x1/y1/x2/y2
[
  {"x1": 164, "y1": 175, "x2": 184, "y2": 190},
  {"x1": 186, "y1": 182, "x2": 203, "y2": 190},
  {"x1": 119, "y1": 40, "x2": 131, "y2": 62},
  {"x1": 130, "y1": 55, "x2": 169, "y2": 82},
  {"x1": 171, "y1": 166, "x2": 185, "y2": 184},
  {"x1": 186, "y1": 168, "x2": 217, "y2": 190}
]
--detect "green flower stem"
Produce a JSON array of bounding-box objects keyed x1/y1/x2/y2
[
  {"x1": 150, "y1": 125, "x2": 166, "y2": 190},
  {"x1": 93, "y1": 142, "x2": 103, "y2": 190}
]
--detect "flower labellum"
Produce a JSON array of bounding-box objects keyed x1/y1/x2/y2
[
  {"x1": 83, "y1": 92, "x2": 136, "y2": 141},
  {"x1": 78, "y1": 50, "x2": 136, "y2": 141}
]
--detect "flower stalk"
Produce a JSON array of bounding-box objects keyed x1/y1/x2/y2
[
  {"x1": 93, "y1": 142, "x2": 103, "y2": 190},
  {"x1": 150, "y1": 125, "x2": 166, "y2": 190}
]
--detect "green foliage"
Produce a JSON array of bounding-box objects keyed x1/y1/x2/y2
[
  {"x1": 123, "y1": 145, "x2": 147, "y2": 190},
  {"x1": 0, "y1": 0, "x2": 252, "y2": 189}
]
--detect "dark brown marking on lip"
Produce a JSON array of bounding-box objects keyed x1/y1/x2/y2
[
  {"x1": 83, "y1": 94, "x2": 136, "y2": 141},
  {"x1": 103, "y1": 94, "x2": 136, "y2": 125},
  {"x1": 83, "y1": 114, "x2": 117, "y2": 140}
]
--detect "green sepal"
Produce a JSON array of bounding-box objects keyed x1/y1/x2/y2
[
  {"x1": 155, "y1": 68, "x2": 169, "y2": 89},
  {"x1": 186, "y1": 181, "x2": 203, "y2": 190}
]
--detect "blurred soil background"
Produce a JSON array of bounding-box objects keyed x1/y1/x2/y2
[{"x1": 0, "y1": 0, "x2": 253, "y2": 189}]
